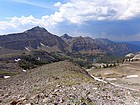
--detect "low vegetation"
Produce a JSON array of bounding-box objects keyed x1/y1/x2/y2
[
  {"x1": 17, "y1": 51, "x2": 93, "y2": 69},
  {"x1": 0, "y1": 70, "x2": 17, "y2": 76}
]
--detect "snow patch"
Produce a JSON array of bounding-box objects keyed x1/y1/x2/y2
[
  {"x1": 14, "y1": 58, "x2": 21, "y2": 62},
  {"x1": 25, "y1": 47, "x2": 30, "y2": 51},
  {"x1": 106, "y1": 78, "x2": 117, "y2": 81},
  {"x1": 37, "y1": 46, "x2": 40, "y2": 49},
  {"x1": 126, "y1": 75, "x2": 138, "y2": 78},
  {"x1": 25, "y1": 103, "x2": 31, "y2": 105},
  {"x1": 40, "y1": 42, "x2": 45, "y2": 46},
  {"x1": 4, "y1": 76, "x2": 10, "y2": 79},
  {"x1": 23, "y1": 70, "x2": 27, "y2": 72},
  {"x1": 125, "y1": 53, "x2": 135, "y2": 58},
  {"x1": 91, "y1": 75, "x2": 139, "y2": 91}
]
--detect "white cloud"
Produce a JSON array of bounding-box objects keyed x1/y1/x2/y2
[
  {"x1": 54, "y1": 2, "x2": 61, "y2": 7},
  {"x1": 0, "y1": 0, "x2": 140, "y2": 35},
  {"x1": 10, "y1": 15, "x2": 39, "y2": 25},
  {"x1": 12, "y1": 0, "x2": 52, "y2": 9},
  {"x1": 0, "y1": 14, "x2": 64, "y2": 35},
  {"x1": 56, "y1": 0, "x2": 140, "y2": 23},
  {"x1": 0, "y1": 21, "x2": 16, "y2": 30}
]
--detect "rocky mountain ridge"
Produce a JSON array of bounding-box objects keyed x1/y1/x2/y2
[
  {"x1": 0, "y1": 26, "x2": 67, "y2": 52},
  {"x1": 0, "y1": 26, "x2": 140, "y2": 56},
  {"x1": 61, "y1": 34, "x2": 140, "y2": 55}
]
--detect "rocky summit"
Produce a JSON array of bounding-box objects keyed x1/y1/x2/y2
[{"x1": 0, "y1": 26, "x2": 67, "y2": 52}]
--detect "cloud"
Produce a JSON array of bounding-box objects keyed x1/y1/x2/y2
[
  {"x1": 10, "y1": 15, "x2": 39, "y2": 25},
  {"x1": 3, "y1": 0, "x2": 140, "y2": 25},
  {"x1": 54, "y1": 0, "x2": 140, "y2": 23},
  {"x1": 54, "y1": 2, "x2": 61, "y2": 7},
  {"x1": 0, "y1": 14, "x2": 64, "y2": 35},
  {"x1": 0, "y1": 21, "x2": 17, "y2": 30},
  {"x1": 0, "y1": 0, "x2": 140, "y2": 41},
  {"x1": 10, "y1": 0, "x2": 140, "y2": 25},
  {"x1": 11, "y1": 0, "x2": 52, "y2": 9}
]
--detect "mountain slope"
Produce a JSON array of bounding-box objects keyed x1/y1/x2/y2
[
  {"x1": 0, "y1": 61, "x2": 93, "y2": 104},
  {"x1": 0, "y1": 26, "x2": 67, "y2": 52},
  {"x1": 94, "y1": 38, "x2": 114, "y2": 46},
  {"x1": 62, "y1": 35, "x2": 140, "y2": 55},
  {"x1": 0, "y1": 26, "x2": 140, "y2": 56},
  {"x1": 1, "y1": 61, "x2": 140, "y2": 105},
  {"x1": 69, "y1": 36, "x2": 100, "y2": 52}
]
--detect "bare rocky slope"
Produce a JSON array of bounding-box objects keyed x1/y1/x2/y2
[
  {"x1": 0, "y1": 26, "x2": 67, "y2": 52},
  {"x1": 0, "y1": 26, "x2": 140, "y2": 56},
  {"x1": 61, "y1": 34, "x2": 140, "y2": 55},
  {"x1": 0, "y1": 61, "x2": 140, "y2": 105}
]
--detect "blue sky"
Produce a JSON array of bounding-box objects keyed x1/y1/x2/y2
[{"x1": 0, "y1": 0, "x2": 140, "y2": 41}]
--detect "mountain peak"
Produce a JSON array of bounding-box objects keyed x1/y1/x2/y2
[
  {"x1": 61, "y1": 34, "x2": 72, "y2": 40},
  {"x1": 24, "y1": 26, "x2": 48, "y2": 34}
]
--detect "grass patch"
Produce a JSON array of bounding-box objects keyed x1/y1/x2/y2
[{"x1": 0, "y1": 70, "x2": 18, "y2": 76}]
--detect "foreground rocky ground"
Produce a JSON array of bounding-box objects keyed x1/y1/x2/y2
[{"x1": 0, "y1": 61, "x2": 140, "y2": 105}]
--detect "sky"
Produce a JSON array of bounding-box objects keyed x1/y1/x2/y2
[{"x1": 0, "y1": 0, "x2": 140, "y2": 41}]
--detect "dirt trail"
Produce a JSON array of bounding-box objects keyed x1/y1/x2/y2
[{"x1": 90, "y1": 75, "x2": 139, "y2": 91}]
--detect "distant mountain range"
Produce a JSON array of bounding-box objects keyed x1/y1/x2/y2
[
  {"x1": 61, "y1": 33, "x2": 140, "y2": 56},
  {"x1": 126, "y1": 41, "x2": 140, "y2": 47},
  {"x1": 0, "y1": 26, "x2": 140, "y2": 56}
]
